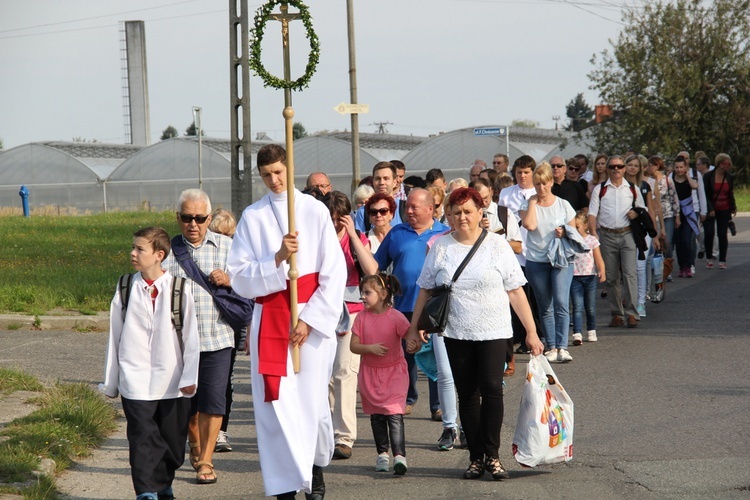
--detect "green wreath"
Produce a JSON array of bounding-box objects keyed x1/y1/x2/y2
[{"x1": 249, "y1": 0, "x2": 320, "y2": 91}]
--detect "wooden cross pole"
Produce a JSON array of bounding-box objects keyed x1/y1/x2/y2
[{"x1": 270, "y1": 3, "x2": 302, "y2": 373}]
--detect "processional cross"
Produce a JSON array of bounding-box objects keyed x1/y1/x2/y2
[{"x1": 251, "y1": 0, "x2": 319, "y2": 373}]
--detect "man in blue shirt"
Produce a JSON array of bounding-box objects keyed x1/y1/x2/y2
[
  {"x1": 375, "y1": 188, "x2": 448, "y2": 416},
  {"x1": 355, "y1": 161, "x2": 403, "y2": 232}
]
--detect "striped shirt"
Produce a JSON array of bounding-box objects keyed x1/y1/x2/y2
[{"x1": 163, "y1": 230, "x2": 235, "y2": 352}]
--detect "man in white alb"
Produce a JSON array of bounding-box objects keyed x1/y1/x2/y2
[{"x1": 227, "y1": 144, "x2": 346, "y2": 500}]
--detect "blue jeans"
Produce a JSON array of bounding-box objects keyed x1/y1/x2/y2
[
  {"x1": 570, "y1": 275, "x2": 597, "y2": 333},
  {"x1": 526, "y1": 260, "x2": 574, "y2": 350},
  {"x1": 433, "y1": 334, "x2": 457, "y2": 429}
]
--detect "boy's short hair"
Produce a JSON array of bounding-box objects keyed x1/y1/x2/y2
[{"x1": 133, "y1": 227, "x2": 171, "y2": 259}]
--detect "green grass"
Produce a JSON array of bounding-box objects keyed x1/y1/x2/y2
[
  {"x1": 0, "y1": 367, "x2": 44, "y2": 394},
  {"x1": 0, "y1": 211, "x2": 178, "y2": 313},
  {"x1": 0, "y1": 376, "x2": 117, "y2": 496},
  {"x1": 735, "y1": 186, "x2": 750, "y2": 212}
]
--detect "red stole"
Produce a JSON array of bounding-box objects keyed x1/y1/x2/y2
[{"x1": 256, "y1": 273, "x2": 320, "y2": 402}]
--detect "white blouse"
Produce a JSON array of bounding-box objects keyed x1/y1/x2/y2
[{"x1": 417, "y1": 232, "x2": 526, "y2": 341}]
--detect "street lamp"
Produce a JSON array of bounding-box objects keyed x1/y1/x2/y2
[{"x1": 192, "y1": 106, "x2": 203, "y2": 189}]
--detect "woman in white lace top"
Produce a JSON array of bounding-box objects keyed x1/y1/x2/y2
[{"x1": 407, "y1": 187, "x2": 543, "y2": 481}]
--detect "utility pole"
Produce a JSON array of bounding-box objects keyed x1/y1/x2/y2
[
  {"x1": 346, "y1": 0, "x2": 361, "y2": 194},
  {"x1": 229, "y1": 0, "x2": 253, "y2": 215},
  {"x1": 552, "y1": 115, "x2": 561, "y2": 131}
]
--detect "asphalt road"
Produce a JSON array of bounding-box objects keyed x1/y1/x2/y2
[{"x1": 1, "y1": 219, "x2": 749, "y2": 499}]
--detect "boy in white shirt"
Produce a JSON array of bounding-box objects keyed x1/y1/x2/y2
[{"x1": 101, "y1": 227, "x2": 200, "y2": 500}]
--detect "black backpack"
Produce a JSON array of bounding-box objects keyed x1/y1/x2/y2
[{"x1": 118, "y1": 273, "x2": 187, "y2": 352}]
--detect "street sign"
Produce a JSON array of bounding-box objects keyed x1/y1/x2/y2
[
  {"x1": 334, "y1": 102, "x2": 370, "y2": 115},
  {"x1": 473, "y1": 126, "x2": 507, "y2": 137}
]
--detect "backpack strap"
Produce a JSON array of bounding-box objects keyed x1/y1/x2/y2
[
  {"x1": 171, "y1": 276, "x2": 186, "y2": 354},
  {"x1": 118, "y1": 273, "x2": 134, "y2": 319},
  {"x1": 599, "y1": 181, "x2": 638, "y2": 208},
  {"x1": 398, "y1": 198, "x2": 406, "y2": 222}
]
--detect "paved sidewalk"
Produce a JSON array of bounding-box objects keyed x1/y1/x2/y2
[{"x1": 1, "y1": 217, "x2": 749, "y2": 499}]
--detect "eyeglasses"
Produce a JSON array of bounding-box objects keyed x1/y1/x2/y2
[
  {"x1": 369, "y1": 208, "x2": 390, "y2": 216},
  {"x1": 179, "y1": 213, "x2": 209, "y2": 224},
  {"x1": 492, "y1": 161, "x2": 503, "y2": 165},
  {"x1": 311, "y1": 183, "x2": 330, "y2": 190},
  {"x1": 568, "y1": 166, "x2": 580, "y2": 171},
  {"x1": 550, "y1": 163, "x2": 566, "y2": 169},
  {"x1": 607, "y1": 164, "x2": 625, "y2": 170}
]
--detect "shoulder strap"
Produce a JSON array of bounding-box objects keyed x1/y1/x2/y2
[
  {"x1": 498, "y1": 205, "x2": 509, "y2": 234},
  {"x1": 628, "y1": 181, "x2": 637, "y2": 209},
  {"x1": 450, "y1": 229, "x2": 488, "y2": 284},
  {"x1": 598, "y1": 181, "x2": 607, "y2": 199},
  {"x1": 119, "y1": 273, "x2": 134, "y2": 319},
  {"x1": 171, "y1": 277, "x2": 186, "y2": 354},
  {"x1": 349, "y1": 230, "x2": 365, "y2": 279},
  {"x1": 398, "y1": 198, "x2": 406, "y2": 221}
]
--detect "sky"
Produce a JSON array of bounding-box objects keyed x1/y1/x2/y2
[{"x1": 0, "y1": 0, "x2": 636, "y2": 150}]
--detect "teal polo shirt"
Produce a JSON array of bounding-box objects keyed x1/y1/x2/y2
[{"x1": 374, "y1": 220, "x2": 449, "y2": 313}]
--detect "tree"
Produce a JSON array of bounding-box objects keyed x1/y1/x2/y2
[
  {"x1": 293, "y1": 122, "x2": 308, "y2": 140},
  {"x1": 185, "y1": 121, "x2": 204, "y2": 137},
  {"x1": 588, "y1": 0, "x2": 750, "y2": 183},
  {"x1": 160, "y1": 125, "x2": 178, "y2": 140},
  {"x1": 511, "y1": 119, "x2": 539, "y2": 128},
  {"x1": 565, "y1": 93, "x2": 594, "y2": 132}
]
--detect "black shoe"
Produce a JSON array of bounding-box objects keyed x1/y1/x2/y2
[
  {"x1": 514, "y1": 345, "x2": 530, "y2": 354},
  {"x1": 698, "y1": 251, "x2": 705, "y2": 259},
  {"x1": 484, "y1": 457, "x2": 510, "y2": 480},
  {"x1": 276, "y1": 493, "x2": 296, "y2": 500},
  {"x1": 305, "y1": 465, "x2": 325, "y2": 500},
  {"x1": 463, "y1": 459, "x2": 485, "y2": 479}
]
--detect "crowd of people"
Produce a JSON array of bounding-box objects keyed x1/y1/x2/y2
[{"x1": 102, "y1": 145, "x2": 737, "y2": 499}]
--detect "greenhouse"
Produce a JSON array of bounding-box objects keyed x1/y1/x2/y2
[{"x1": 0, "y1": 127, "x2": 594, "y2": 214}]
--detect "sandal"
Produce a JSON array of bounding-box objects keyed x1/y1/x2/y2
[
  {"x1": 463, "y1": 459, "x2": 484, "y2": 479},
  {"x1": 195, "y1": 461, "x2": 217, "y2": 484},
  {"x1": 188, "y1": 441, "x2": 201, "y2": 470},
  {"x1": 484, "y1": 456, "x2": 509, "y2": 481}
]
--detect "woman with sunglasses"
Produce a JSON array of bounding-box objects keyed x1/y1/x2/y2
[{"x1": 364, "y1": 193, "x2": 396, "y2": 254}]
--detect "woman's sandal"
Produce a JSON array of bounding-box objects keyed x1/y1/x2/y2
[
  {"x1": 195, "y1": 461, "x2": 218, "y2": 484},
  {"x1": 463, "y1": 459, "x2": 485, "y2": 479},
  {"x1": 188, "y1": 441, "x2": 201, "y2": 470},
  {"x1": 484, "y1": 456, "x2": 510, "y2": 480}
]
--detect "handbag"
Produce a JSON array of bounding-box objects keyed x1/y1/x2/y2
[
  {"x1": 512, "y1": 354, "x2": 574, "y2": 467},
  {"x1": 416, "y1": 230, "x2": 487, "y2": 334},
  {"x1": 171, "y1": 236, "x2": 255, "y2": 333}
]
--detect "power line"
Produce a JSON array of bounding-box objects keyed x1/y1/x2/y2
[
  {"x1": 0, "y1": 0, "x2": 202, "y2": 35},
  {"x1": 0, "y1": 9, "x2": 226, "y2": 40}
]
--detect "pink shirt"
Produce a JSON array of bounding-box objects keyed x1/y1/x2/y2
[{"x1": 340, "y1": 232, "x2": 369, "y2": 314}]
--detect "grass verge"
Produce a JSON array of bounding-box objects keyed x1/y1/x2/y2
[
  {"x1": 0, "y1": 368, "x2": 118, "y2": 498},
  {"x1": 0, "y1": 211, "x2": 178, "y2": 313}
]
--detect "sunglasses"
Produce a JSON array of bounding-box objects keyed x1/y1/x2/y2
[
  {"x1": 568, "y1": 166, "x2": 580, "y2": 171},
  {"x1": 550, "y1": 163, "x2": 566, "y2": 169},
  {"x1": 369, "y1": 208, "x2": 390, "y2": 216},
  {"x1": 607, "y1": 164, "x2": 625, "y2": 170},
  {"x1": 179, "y1": 213, "x2": 209, "y2": 224}
]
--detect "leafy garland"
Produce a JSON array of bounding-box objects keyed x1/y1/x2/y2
[{"x1": 249, "y1": 0, "x2": 320, "y2": 91}]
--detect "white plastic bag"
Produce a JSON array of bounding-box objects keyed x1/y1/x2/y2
[{"x1": 512, "y1": 354, "x2": 574, "y2": 467}]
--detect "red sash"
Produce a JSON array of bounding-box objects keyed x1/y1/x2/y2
[{"x1": 256, "y1": 273, "x2": 319, "y2": 402}]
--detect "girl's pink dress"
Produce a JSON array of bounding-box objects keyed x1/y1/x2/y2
[{"x1": 351, "y1": 307, "x2": 410, "y2": 415}]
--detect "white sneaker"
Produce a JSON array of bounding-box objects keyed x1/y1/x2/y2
[
  {"x1": 375, "y1": 453, "x2": 389, "y2": 472},
  {"x1": 215, "y1": 430, "x2": 232, "y2": 452},
  {"x1": 558, "y1": 348, "x2": 573, "y2": 363},
  {"x1": 587, "y1": 330, "x2": 598, "y2": 342},
  {"x1": 636, "y1": 303, "x2": 646, "y2": 318},
  {"x1": 393, "y1": 455, "x2": 407, "y2": 475},
  {"x1": 571, "y1": 333, "x2": 583, "y2": 346},
  {"x1": 545, "y1": 348, "x2": 558, "y2": 363}
]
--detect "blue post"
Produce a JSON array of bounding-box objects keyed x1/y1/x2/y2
[{"x1": 19, "y1": 185, "x2": 30, "y2": 217}]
